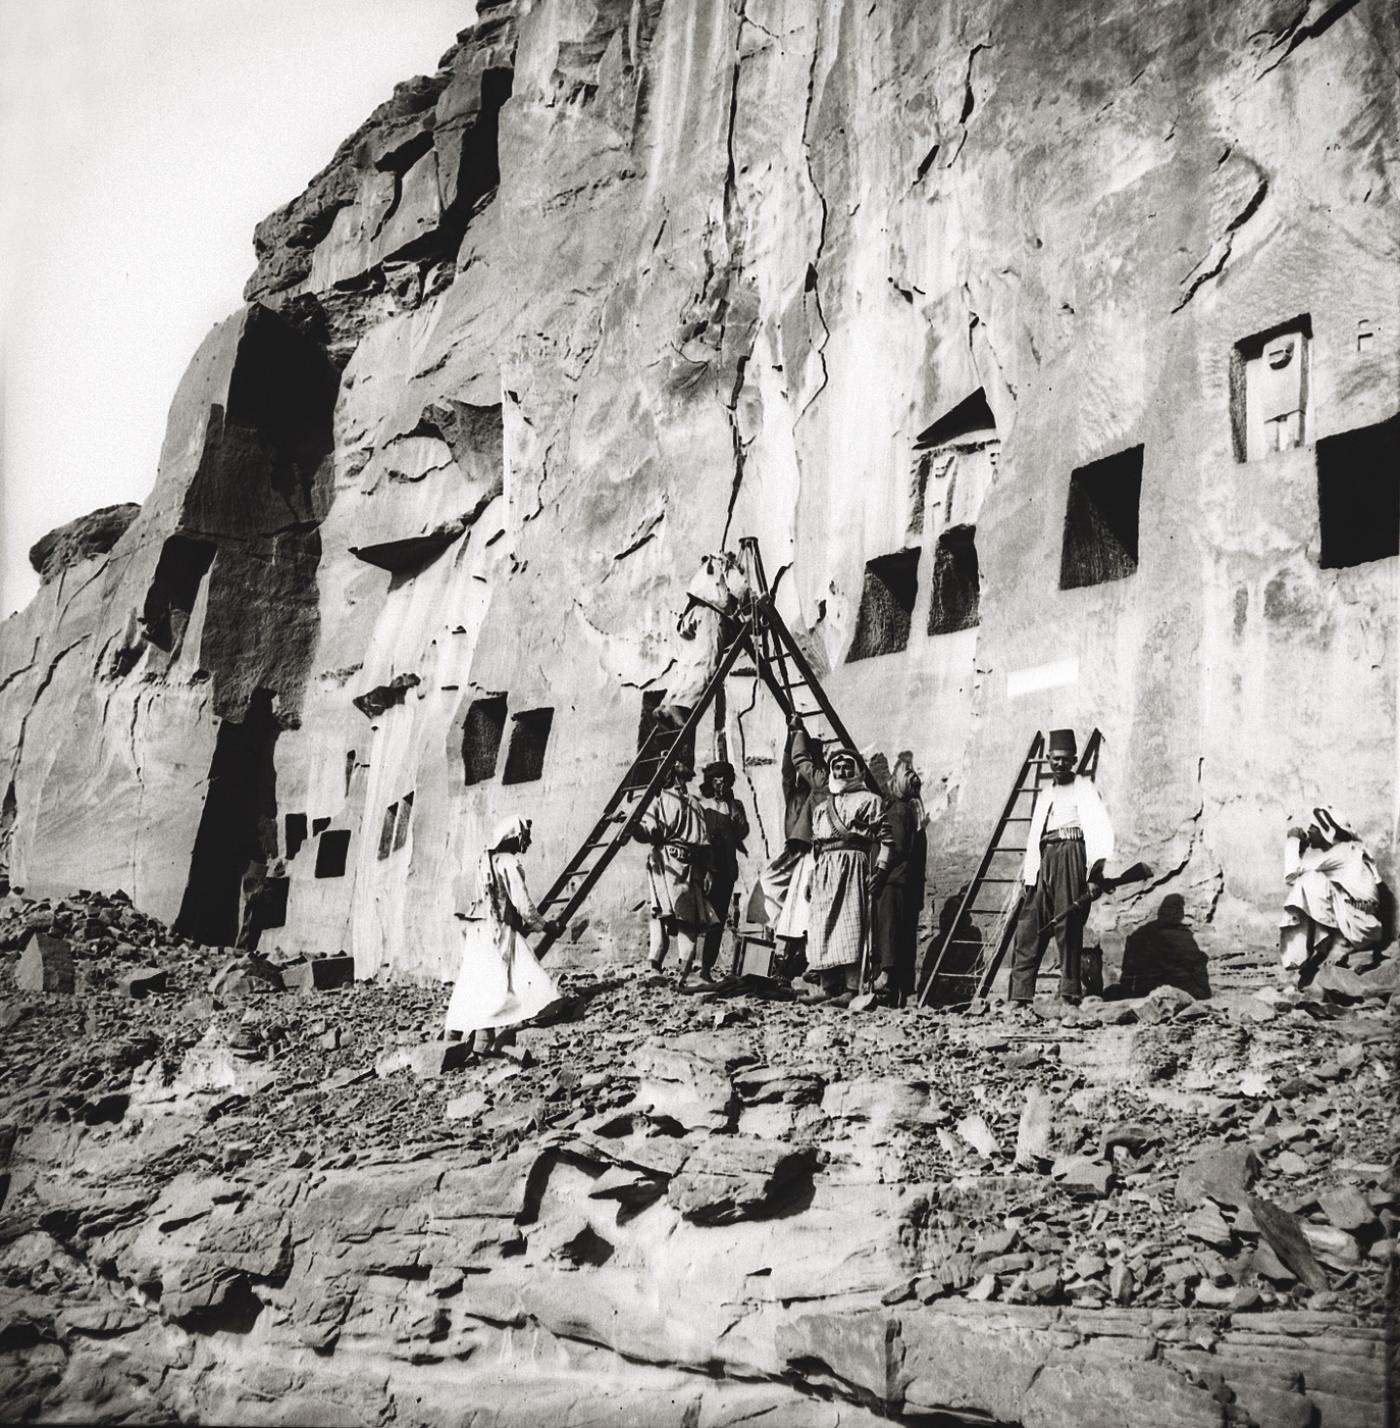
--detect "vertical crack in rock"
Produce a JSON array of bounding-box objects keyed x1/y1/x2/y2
[
  {"x1": 729, "y1": 656, "x2": 771, "y2": 862},
  {"x1": 946, "y1": 41, "x2": 987, "y2": 167},
  {"x1": 11, "y1": 636, "x2": 89, "y2": 771},
  {"x1": 720, "y1": 354, "x2": 749, "y2": 548},
  {"x1": 796, "y1": 10, "x2": 831, "y2": 423},
  {"x1": 718, "y1": 0, "x2": 752, "y2": 546}
]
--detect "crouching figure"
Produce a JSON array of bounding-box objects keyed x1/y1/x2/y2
[{"x1": 1281, "y1": 806, "x2": 1382, "y2": 987}]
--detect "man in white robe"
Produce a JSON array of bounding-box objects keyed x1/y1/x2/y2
[{"x1": 1281, "y1": 806, "x2": 1383, "y2": 986}]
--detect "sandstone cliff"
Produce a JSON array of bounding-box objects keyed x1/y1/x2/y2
[{"x1": 0, "y1": 4, "x2": 1396, "y2": 976}]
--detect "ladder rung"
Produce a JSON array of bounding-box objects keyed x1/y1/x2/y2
[{"x1": 979, "y1": 877, "x2": 1018, "y2": 884}]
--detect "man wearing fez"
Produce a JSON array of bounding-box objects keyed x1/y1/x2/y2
[
  {"x1": 1010, "y1": 728, "x2": 1114, "y2": 1005},
  {"x1": 696, "y1": 759, "x2": 749, "y2": 980}
]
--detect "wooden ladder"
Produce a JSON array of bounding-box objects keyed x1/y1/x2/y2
[
  {"x1": 917, "y1": 728, "x2": 1102, "y2": 1005},
  {"x1": 534, "y1": 539, "x2": 863, "y2": 960}
]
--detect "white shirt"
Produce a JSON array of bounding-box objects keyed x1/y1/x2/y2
[{"x1": 1022, "y1": 776, "x2": 1114, "y2": 887}]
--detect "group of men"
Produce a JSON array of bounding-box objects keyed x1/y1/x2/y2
[{"x1": 627, "y1": 714, "x2": 930, "y2": 1005}]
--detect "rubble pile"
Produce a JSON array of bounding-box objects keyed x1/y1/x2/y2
[{"x1": 0, "y1": 893, "x2": 1393, "y2": 1425}]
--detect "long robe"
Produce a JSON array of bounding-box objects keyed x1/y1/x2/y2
[
  {"x1": 755, "y1": 726, "x2": 820, "y2": 927},
  {"x1": 639, "y1": 787, "x2": 718, "y2": 928},
  {"x1": 806, "y1": 787, "x2": 887, "y2": 972},
  {"x1": 1281, "y1": 839, "x2": 1382, "y2": 966},
  {"x1": 660, "y1": 556, "x2": 746, "y2": 717},
  {"x1": 444, "y1": 850, "x2": 560, "y2": 1035}
]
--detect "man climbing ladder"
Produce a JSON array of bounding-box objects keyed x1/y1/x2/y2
[{"x1": 530, "y1": 538, "x2": 872, "y2": 974}]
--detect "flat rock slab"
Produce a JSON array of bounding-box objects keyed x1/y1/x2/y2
[
  {"x1": 17, "y1": 934, "x2": 75, "y2": 994},
  {"x1": 119, "y1": 968, "x2": 168, "y2": 998},
  {"x1": 1174, "y1": 1140, "x2": 1259, "y2": 1208},
  {"x1": 376, "y1": 1040, "x2": 470, "y2": 1080},
  {"x1": 281, "y1": 956, "x2": 355, "y2": 991},
  {"x1": 667, "y1": 1136, "x2": 815, "y2": 1225}
]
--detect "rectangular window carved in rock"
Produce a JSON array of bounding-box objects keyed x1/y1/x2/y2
[
  {"x1": 315, "y1": 829, "x2": 351, "y2": 878},
  {"x1": 377, "y1": 802, "x2": 398, "y2": 860},
  {"x1": 1231, "y1": 317, "x2": 1311, "y2": 462},
  {"x1": 393, "y1": 792, "x2": 414, "y2": 850},
  {"x1": 502, "y1": 708, "x2": 555, "y2": 785},
  {"x1": 627, "y1": 690, "x2": 695, "y2": 790},
  {"x1": 1317, "y1": 414, "x2": 1398, "y2": 568},
  {"x1": 285, "y1": 813, "x2": 308, "y2": 861},
  {"x1": 1060, "y1": 446, "x2": 1143, "y2": 590},
  {"x1": 847, "y1": 549, "x2": 920, "y2": 661},
  {"x1": 462, "y1": 695, "x2": 508, "y2": 785},
  {"x1": 927, "y1": 524, "x2": 981, "y2": 634}
]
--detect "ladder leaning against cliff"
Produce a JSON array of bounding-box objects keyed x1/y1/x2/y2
[
  {"x1": 532, "y1": 536, "x2": 866, "y2": 962},
  {"x1": 915, "y1": 729, "x2": 1103, "y2": 1007}
]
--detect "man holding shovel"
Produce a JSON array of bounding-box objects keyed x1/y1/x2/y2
[{"x1": 1009, "y1": 728, "x2": 1115, "y2": 1006}]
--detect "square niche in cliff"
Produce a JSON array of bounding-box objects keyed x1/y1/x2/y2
[
  {"x1": 927, "y1": 525, "x2": 981, "y2": 635},
  {"x1": 1231, "y1": 317, "x2": 1311, "y2": 462},
  {"x1": 1060, "y1": 446, "x2": 1143, "y2": 590},
  {"x1": 314, "y1": 829, "x2": 351, "y2": 879},
  {"x1": 502, "y1": 708, "x2": 555, "y2": 785},
  {"x1": 1317, "y1": 414, "x2": 1399, "y2": 568},
  {"x1": 847, "y1": 550, "x2": 920, "y2": 660},
  {"x1": 462, "y1": 695, "x2": 508, "y2": 785},
  {"x1": 626, "y1": 691, "x2": 696, "y2": 790}
]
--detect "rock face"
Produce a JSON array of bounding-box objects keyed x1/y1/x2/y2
[
  {"x1": 0, "y1": 0, "x2": 1396, "y2": 995},
  {"x1": 26, "y1": 504, "x2": 140, "y2": 584}
]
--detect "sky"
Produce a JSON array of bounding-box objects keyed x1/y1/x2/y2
[{"x1": 0, "y1": 0, "x2": 475, "y2": 616}]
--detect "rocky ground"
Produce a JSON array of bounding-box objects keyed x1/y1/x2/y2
[{"x1": 0, "y1": 890, "x2": 1394, "y2": 1426}]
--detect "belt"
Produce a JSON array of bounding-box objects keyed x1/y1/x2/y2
[
  {"x1": 814, "y1": 837, "x2": 871, "y2": 855},
  {"x1": 1041, "y1": 827, "x2": 1083, "y2": 844},
  {"x1": 1338, "y1": 887, "x2": 1380, "y2": 914},
  {"x1": 664, "y1": 842, "x2": 699, "y2": 863}
]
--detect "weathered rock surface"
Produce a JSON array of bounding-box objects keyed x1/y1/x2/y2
[
  {"x1": 0, "y1": 890, "x2": 1391, "y2": 1424},
  {"x1": 0, "y1": 3, "x2": 1396, "y2": 1420},
  {"x1": 26, "y1": 504, "x2": 140, "y2": 584}
]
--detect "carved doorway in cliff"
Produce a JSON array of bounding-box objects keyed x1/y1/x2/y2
[
  {"x1": 174, "y1": 688, "x2": 280, "y2": 946},
  {"x1": 912, "y1": 388, "x2": 998, "y2": 635}
]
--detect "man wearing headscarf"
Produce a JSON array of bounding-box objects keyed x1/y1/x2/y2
[
  {"x1": 1281, "y1": 806, "x2": 1383, "y2": 985},
  {"x1": 871, "y1": 754, "x2": 929, "y2": 1006},
  {"x1": 658, "y1": 553, "x2": 750, "y2": 727},
  {"x1": 632, "y1": 756, "x2": 718, "y2": 983},
  {"x1": 802, "y1": 742, "x2": 892, "y2": 998},
  {"x1": 1010, "y1": 729, "x2": 1114, "y2": 1005},
  {"x1": 445, "y1": 816, "x2": 562, "y2": 1051},
  {"x1": 696, "y1": 759, "x2": 749, "y2": 979}
]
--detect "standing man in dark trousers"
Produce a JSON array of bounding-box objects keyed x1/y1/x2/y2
[
  {"x1": 1010, "y1": 729, "x2": 1114, "y2": 1005},
  {"x1": 696, "y1": 759, "x2": 749, "y2": 979}
]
